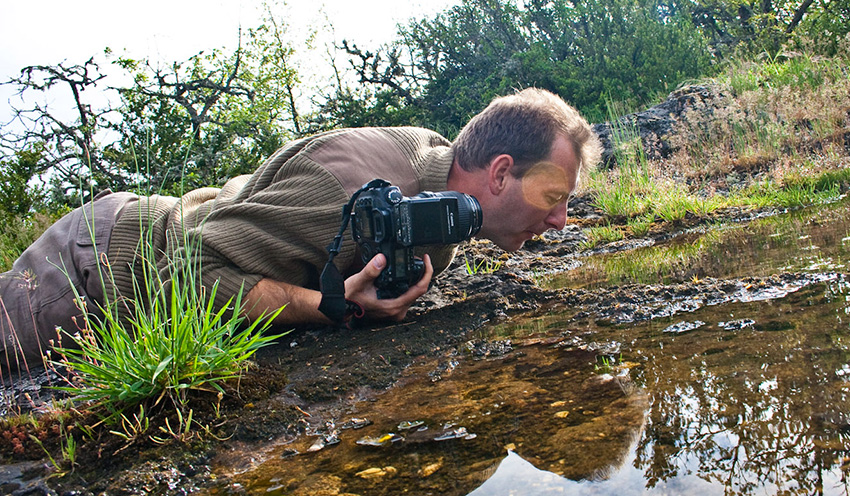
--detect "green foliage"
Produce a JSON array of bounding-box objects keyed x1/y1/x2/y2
[
  {"x1": 589, "y1": 105, "x2": 654, "y2": 218},
  {"x1": 324, "y1": 0, "x2": 714, "y2": 131},
  {"x1": 738, "y1": 178, "x2": 842, "y2": 208},
  {"x1": 727, "y1": 49, "x2": 848, "y2": 94},
  {"x1": 0, "y1": 146, "x2": 46, "y2": 217},
  {"x1": 690, "y1": 0, "x2": 849, "y2": 57},
  {"x1": 580, "y1": 224, "x2": 626, "y2": 250},
  {"x1": 464, "y1": 255, "x2": 503, "y2": 275},
  {"x1": 54, "y1": 226, "x2": 286, "y2": 417},
  {"x1": 627, "y1": 214, "x2": 656, "y2": 237},
  {"x1": 111, "y1": 25, "x2": 299, "y2": 196}
]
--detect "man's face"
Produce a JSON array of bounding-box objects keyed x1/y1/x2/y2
[{"x1": 490, "y1": 135, "x2": 579, "y2": 252}]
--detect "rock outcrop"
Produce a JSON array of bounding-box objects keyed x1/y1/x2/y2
[{"x1": 592, "y1": 84, "x2": 727, "y2": 167}]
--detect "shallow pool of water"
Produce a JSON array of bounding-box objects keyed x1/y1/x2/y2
[{"x1": 208, "y1": 199, "x2": 850, "y2": 495}]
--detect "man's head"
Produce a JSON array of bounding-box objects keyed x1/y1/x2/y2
[
  {"x1": 448, "y1": 88, "x2": 602, "y2": 252},
  {"x1": 451, "y1": 88, "x2": 601, "y2": 183}
]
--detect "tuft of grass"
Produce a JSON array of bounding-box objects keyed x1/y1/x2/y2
[
  {"x1": 626, "y1": 213, "x2": 655, "y2": 237},
  {"x1": 52, "y1": 162, "x2": 287, "y2": 423},
  {"x1": 54, "y1": 260, "x2": 285, "y2": 418},
  {"x1": 736, "y1": 179, "x2": 841, "y2": 209},
  {"x1": 580, "y1": 224, "x2": 625, "y2": 250},
  {"x1": 464, "y1": 255, "x2": 503, "y2": 275}
]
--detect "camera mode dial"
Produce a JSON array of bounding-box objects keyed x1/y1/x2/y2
[{"x1": 385, "y1": 188, "x2": 403, "y2": 204}]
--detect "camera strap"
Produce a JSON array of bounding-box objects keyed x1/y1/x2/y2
[{"x1": 318, "y1": 179, "x2": 389, "y2": 323}]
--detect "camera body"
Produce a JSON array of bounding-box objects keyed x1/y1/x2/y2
[{"x1": 352, "y1": 183, "x2": 482, "y2": 299}]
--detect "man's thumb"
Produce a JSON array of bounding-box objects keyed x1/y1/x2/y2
[{"x1": 366, "y1": 253, "x2": 386, "y2": 277}]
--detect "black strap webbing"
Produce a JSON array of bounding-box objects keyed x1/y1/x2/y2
[{"x1": 318, "y1": 179, "x2": 389, "y2": 323}]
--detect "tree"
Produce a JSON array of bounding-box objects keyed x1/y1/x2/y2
[
  {"x1": 104, "y1": 7, "x2": 305, "y2": 195},
  {"x1": 0, "y1": 145, "x2": 46, "y2": 218},
  {"x1": 0, "y1": 4, "x2": 308, "y2": 203},
  {"x1": 1, "y1": 57, "x2": 121, "y2": 203},
  {"x1": 318, "y1": 0, "x2": 714, "y2": 133},
  {"x1": 689, "y1": 0, "x2": 845, "y2": 56}
]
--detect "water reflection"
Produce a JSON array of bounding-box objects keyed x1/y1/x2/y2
[
  {"x1": 481, "y1": 277, "x2": 850, "y2": 494},
  {"x1": 630, "y1": 278, "x2": 850, "y2": 495},
  {"x1": 211, "y1": 277, "x2": 850, "y2": 495},
  {"x1": 546, "y1": 197, "x2": 850, "y2": 289},
  {"x1": 468, "y1": 448, "x2": 723, "y2": 495},
  {"x1": 209, "y1": 339, "x2": 649, "y2": 495}
]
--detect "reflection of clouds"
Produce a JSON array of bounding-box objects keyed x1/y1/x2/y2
[
  {"x1": 467, "y1": 451, "x2": 575, "y2": 495},
  {"x1": 467, "y1": 446, "x2": 720, "y2": 495}
]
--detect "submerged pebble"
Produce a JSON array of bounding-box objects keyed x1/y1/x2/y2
[
  {"x1": 419, "y1": 460, "x2": 443, "y2": 478},
  {"x1": 663, "y1": 320, "x2": 706, "y2": 334},
  {"x1": 355, "y1": 466, "x2": 397, "y2": 479},
  {"x1": 718, "y1": 318, "x2": 756, "y2": 330},
  {"x1": 306, "y1": 432, "x2": 340, "y2": 452},
  {"x1": 280, "y1": 448, "x2": 299, "y2": 459},
  {"x1": 434, "y1": 426, "x2": 475, "y2": 441},
  {"x1": 340, "y1": 418, "x2": 372, "y2": 430},
  {"x1": 397, "y1": 420, "x2": 425, "y2": 430},
  {"x1": 356, "y1": 433, "x2": 404, "y2": 447}
]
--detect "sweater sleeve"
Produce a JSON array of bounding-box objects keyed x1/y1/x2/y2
[{"x1": 184, "y1": 157, "x2": 352, "y2": 313}]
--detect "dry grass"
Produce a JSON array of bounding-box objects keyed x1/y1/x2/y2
[{"x1": 666, "y1": 45, "x2": 850, "y2": 190}]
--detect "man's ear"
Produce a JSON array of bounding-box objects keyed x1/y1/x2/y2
[{"x1": 488, "y1": 154, "x2": 514, "y2": 195}]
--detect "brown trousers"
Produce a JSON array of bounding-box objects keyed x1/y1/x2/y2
[{"x1": 0, "y1": 191, "x2": 136, "y2": 369}]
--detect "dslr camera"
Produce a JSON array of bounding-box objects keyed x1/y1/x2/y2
[{"x1": 352, "y1": 180, "x2": 482, "y2": 299}]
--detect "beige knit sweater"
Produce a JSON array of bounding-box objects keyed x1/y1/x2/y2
[{"x1": 106, "y1": 127, "x2": 457, "y2": 313}]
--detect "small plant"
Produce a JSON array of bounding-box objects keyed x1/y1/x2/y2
[
  {"x1": 530, "y1": 268, "x2": 551, "y2": 287},
  {"x1": 464, "y1": 255, "x2": 503, "y2": 275},
  {"x1": 151, "y1": 408, "x2": 194, "y2": 445},
  {"x1": 110, "y1": 404, "x2": 150, "y2": 452},
  {"x1": 594, "y1": 355, "x2": 618, "y2": 374},
  {"x1": 579, "y1": 224, "x2": 625, "y2": 250},
  {"x1": 61, "y1": 434, "x2": 76, "y2": 470},
  {"x1": 28, "y1": 416, "x2": 77, "y2": 475},
  {"x1": 627, "y1": 213, "x2": 655, "y2": 237}
]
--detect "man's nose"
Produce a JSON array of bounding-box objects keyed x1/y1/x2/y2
[{"x1": 544, "y1": 202, "x2": 568, "y2": 231}]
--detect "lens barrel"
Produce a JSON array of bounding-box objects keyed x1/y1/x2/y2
[{"x1": 455, "y1": 192, "x2": 482, "y2": 239}]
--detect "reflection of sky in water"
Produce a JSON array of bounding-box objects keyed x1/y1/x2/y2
[
  {"x1": 480, "y1": 204, "x2": 850, "y2": 495},
  {"x1": 467, "y1": 449, "x2": 722, "y2": 495},
  {"x1": 469, "y1": 276, "x2": 850, "y2": 495},
  {"x1": 469, "y1": 396, "x2": 848, "y2": 496}
]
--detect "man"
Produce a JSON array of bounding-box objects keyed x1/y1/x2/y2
[{"x1": 0, "y1": 88, "x2": 601, "y2": 366}]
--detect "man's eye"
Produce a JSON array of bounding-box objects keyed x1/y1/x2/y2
[{"x1": 547, "y1": 194, "x2": 566, "y2": 205}]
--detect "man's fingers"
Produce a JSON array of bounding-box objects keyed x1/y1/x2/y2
[{"x1": 411, "y1": 254, "x2": 433, "y2": 294}]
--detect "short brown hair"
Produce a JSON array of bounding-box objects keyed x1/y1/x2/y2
[{"x1": 452, "y1": 88, "x2": 601, "y2": 183}]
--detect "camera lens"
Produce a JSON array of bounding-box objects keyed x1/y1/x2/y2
[{"x1": 455, "y1": 193, "x2": 483, "y2": 238}]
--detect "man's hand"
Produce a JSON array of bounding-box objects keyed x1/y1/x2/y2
[
  {"x1": 344, "y1": 253, "x2": 434, "y2": 322},
  {"x1": 244, "y1": 253, "x2": 433, "y2": 325}
]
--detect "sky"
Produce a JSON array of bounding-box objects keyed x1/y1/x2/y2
[{"x1": 0, "y1": 0, "x2": 457, "y2": 129}]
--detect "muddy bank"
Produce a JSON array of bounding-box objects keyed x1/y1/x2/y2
[{"x1": 1, "y1": 197, "x2": 846, "y2": 495}]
